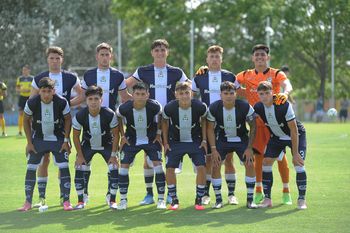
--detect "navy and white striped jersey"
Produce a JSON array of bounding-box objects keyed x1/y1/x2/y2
[
  {"x1": 254, "y1": 101, "x2": 305, "y2": 140},
  {"x1": 117, "y1": 99, "x2": 162, "y2": 145},
  {"x1": 32, "y1": 70, "x2": 79, "y2": 104},
  {"x1": 132, "y1": 64, "x2": 188, "y2": 107},
  {"x1": 82, "y1": 67, "x2": 127, "y2": 111},
  {"x1": 163, "y1": 99, "x2": 207, "y2": 143},
  {"x1": 24, "y1": 94, "x2": 70, "y2": 141},
  {"x1": 72, "y1": 107, "x2": 118, "y2": 150},
  {"x1": 192, "y1": 69, "x2": 240, "y2": 106},
  {"x1": 207, "y1": 99, "x2": 254, "y2": 142}
]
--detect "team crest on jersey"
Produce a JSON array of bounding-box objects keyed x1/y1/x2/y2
[
  {"x1": 100, "y1": 76, "x2": 107, "y2": 83},
  {"x1": 119, "y1": 151, "x2": 125, "y2": 160},
  {"x1": 158, "y1": 71, "x2": 164, "y2": 78},
  {"x1": 92, "y1": 121, "x2": 98, "y2": 129},
  {"x1": 212, "y1": 76, "x2": 218, "y2": 82},
  {"x1": 227, "y1": 114, "x2": 233, "y2": 122},
  {"x1": 138, "y1": 115, "x2": 144, "y2": 122},
  {"x1": 183, "y1": 114, "x2": 189, "y2": 121}
]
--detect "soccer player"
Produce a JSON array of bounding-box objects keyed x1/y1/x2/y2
[
  {"x1": 81, "y1": 42, "x2": 131, "y2": 205},
  {"x1": 207, "y1": 81, "x2": 258, "y2": 209},
  {"x1": 117, "y1": 82, "x2": 166, "y2": 210},
  {"x1": 72, "y1": 85, "x2": 120, "y2": 210},
  {"x1": 30, "y1": 46, "x2": 83, "y2": 208},
  {"x1": 235, "y1": 44, "x2": 293, "y2": 205},
  {"x1": 125, "y1": 39, "x2": 189, "y2": 205},
  {"x1": 16, "y1": 65, "x2": 34, "y2": 136},
  {"x1": 18, "y1": 77, "x2": 73, "y2": 211},
  {"x1": 254, "y1": 81, "x2": 307, "y2": 210},
  {"x1": 0, "y1": 80, "x2": 7, "y2": 136},
  {"x1": 192, "y1": 45, "x2": 241, "y2": 205},
  {"x1": 162, "y1": 82, "x2": 207, "y2": 210}
]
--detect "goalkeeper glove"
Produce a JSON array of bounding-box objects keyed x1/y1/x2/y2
[{"x1": 273, "y1": 93, "x2": 288, "y2": 105}]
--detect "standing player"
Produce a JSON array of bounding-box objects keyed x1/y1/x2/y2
[
  {"x1": 18, "y1": 77, "x2": 73, "y2": 211},
  {"x1": 16, "y1": 65, "x2": 34, "y2": 136},
  {"x1": 162, "y1": 82, "x2": 207, "y2": 210},
  {"x1": 81, "y1": 42, "x2": 131, "y2": 205},
  {"x1": 0, "y1": 80, "x2": 7, "y2": 136},
  {"x1": 192, "y1": 45, "x2": 240, "y2": 205},
  {"x1": 254, "y1": 81, "x2": 307, "y2": 210},
  {"x1": 117, "y1": 82, "x2": 166, "y2": 210},
  {"x1": 72, "y1": 86, "x2": 120, "y2": 210},
  {"x1": 235, "y1": 44, "x2": 293, "y2": 205},
  {"x1": 30, "y1": 46, "x2": 83, "y2": 208},
  {"x1": 125, "y1": 39, "x2": 189, "y2": 205},
  {"x1": 207, "y1": 81, "x2": 257, "y2": 209}
]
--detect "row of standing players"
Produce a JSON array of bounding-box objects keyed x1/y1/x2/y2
[{"x1": 17, "y1": 39, "x2": 307, "y2": 212}]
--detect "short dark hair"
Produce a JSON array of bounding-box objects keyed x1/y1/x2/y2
[
  {"x1": 252, "y1": 44, "x2": 269, "y2": 54},
  {"x1": 175, "y1": 82, "x2": 191, "y2": 92},
  {"x1": 85, "y1": 85, "x2": 103, "y2": 97},
  {"x1": 151, "y1": 39, "x2": 169, "y2": 50},
  {"x1": 220, "y1": 81, "x2": 236, "y2": 92},
  {"x1": 257, "y1": 81, "x2": 273, "y2": 92},
  {"x1": 133, "y1": 82, "x2": 149, "y2": 92},
  {"x1": 38, "y1": 77, "x2": 55, "y2": 89},
  {"x1": 23, "y1": 64, "x2": 30, "y2": 70},
  {"x1": 281, "y1": 65, "x2": 289, "y2": 72},
  {"x1": 46, "y1": 46, "x2": 64, "y2": 57},
  {"x1": 96, "y1": 42, "x2": 113, "y2": 53}
]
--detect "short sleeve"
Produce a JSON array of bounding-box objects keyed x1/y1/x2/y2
[
  {"x1": 207, "y1": 108, "x2": 216, "y2": 122},
  {"x1": 275, "y1": 71, "x2": 287, "y2": 84},
  {"x1": 109, "y1": 113, "x2": 118, "y2": 128},
  {"x1": 179, "y1": 70, "x2": 188, "y2": 82},
  {"x1": 62, "y1": 101, "x2": 70, "y2": 115},
  {"x1": 236, "y1": 71, "x2": 246, "y2": 85},
  {"x1": 192, "y1": 78, "x2": 199, "y2": 92},
  {"x1": 16, "y1": 77, "x2": 20, "y2": 86},
  {"x1": 31, "y1": 78, "x2": 39, "y2": 90},
  {"x1": 24, "y1": 102, "x2": 33, "y2": 116},
  {"x1": 162, "y1": 105, "x2": 170, "y2": 120},
  {"x1": 131, "y1": 68, "x2": 141, "y2": 81},
  {"x1": 246, "y1": 105, "x2": 255, "y2": 121},
  {"x1": 118, "y1": 78, "x2": 127, "y2": 90},
  {"x1": 285, "y1": 104, "x2": 296, "y2": 122},
  {"x1": 200, "y1": 102, "x2": 208, "y2": 118},
  {"x1": 72, "y1": 116, "x2": 82, "y2": 130}
]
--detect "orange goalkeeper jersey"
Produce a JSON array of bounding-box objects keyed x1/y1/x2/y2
[{"x1": 236, "y1": 67, "x2": 287, "y2": 106}]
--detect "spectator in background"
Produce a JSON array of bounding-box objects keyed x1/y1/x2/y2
[
  {"x1": 0, "y1": 80, "x2": 7, "y2": 136},
  {"x1": 339, "y1": 98, "x2": 349, "y2": 123}
]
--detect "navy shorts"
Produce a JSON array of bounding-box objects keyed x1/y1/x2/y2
[
  {"x1": 166, "y1": 141, "x2": 206, "y2": 168},
  {"x1": 216, "y1": 139, "x2": 248, "y2": 162},
  {"x1": 81, "y1": 144, "x2": 112, "y2": 165},
  {"x1": 120, "y1": 142, "x2": 162, "y2": 164},
  {"x1": 18, "y1": 96, "x2": 29, "y2": 110},
  {"x1": 265, "y1": 133, "x2": 307, "y2": 160},
  {"x1": 27, "y1": 138, "x2": 69, "y2": 167}
]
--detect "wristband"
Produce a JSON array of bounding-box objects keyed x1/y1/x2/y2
[
  {"x1": 64, "y1": 138, "x2": 70, "y2": 143},
  {"x1": 211, "y1": 145, "x2": 216, "y2": 149},
  {"x1": 157, "y1": 129, "x2": 162, "y2": 135},
  {"x1": 202, "y1": 140, "x2": 207, "y2": 143}
]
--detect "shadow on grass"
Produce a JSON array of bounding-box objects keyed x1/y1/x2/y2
[{"x1": 0, "y1": 202, "x2": 299, "y2": 231}]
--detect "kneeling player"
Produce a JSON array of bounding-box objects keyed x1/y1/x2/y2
[
  {"x1": 254, "y1": 81, "x2": 307, "y2": 210},
  {"x1": 207, "y1": 81, "x2": 258, "y2": 209},
  {"x1": 18, "y1": 77, "x2": 73, "y2": 211},
  {"x1": 162, "y1": 82, "x2": 207, "y2": 210},
  {"x1": 72, "y1": 86, "x2": 120, "y2": 210},
  {"x1": 117, "y1": 82, "x2": 166, "y2": 210}
]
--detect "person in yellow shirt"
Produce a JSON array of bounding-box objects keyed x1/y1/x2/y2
[
  {"x1": 0, "y1": 80, "x2": 8, "y2": 136},
  {"x1": 16, "y1": 65, "x2": 34, "y2": 136}
]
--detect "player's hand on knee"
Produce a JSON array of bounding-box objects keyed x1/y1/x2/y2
[
  {"x1": 199, "y1": 140, "x2": 208, "y2": 155},
  {"x1": 60, "y1": 142, "x2": 71, "y2": 154},
  {"x1": 26, "y1": 143, "x2": 37, "y2": 155},
  {"x1": 212, "y1": 150, "x2": 221, "y2": 168},
  {"x1": 163, "y1": 143, "x2": 171, "y2": 153},
  {"x1": 243, "y1": 148, "x2": 254, "y2": 166},
  {"x1": 273, "y1": 93, "x2": 288, "y2": 105},
  {"x1": 195, "y1": 65, "x2": 209, "y2": 76},
  {"x1": 108, "y1": 156, "x2": 119, "y2": 168},
  {"x1": 75, "y1": 155, "x2": 86, "y2": 168},
  {"x1": 292, "y1": 153, "x2": 304, "y2": 166}
]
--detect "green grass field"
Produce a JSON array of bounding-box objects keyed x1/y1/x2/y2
[{"x1": 0, "y1": 123, "x2": 349, "y2": 233}]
